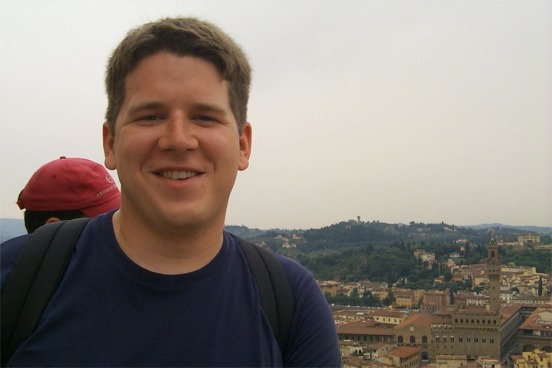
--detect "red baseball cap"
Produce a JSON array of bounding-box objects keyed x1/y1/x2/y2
[{"x1": 17, "y1": 156, "x2": 120, "y2": 217}]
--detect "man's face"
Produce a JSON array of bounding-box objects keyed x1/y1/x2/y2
[{"x1": 103, "y1": 52, "x2": 251, "y2": 233}]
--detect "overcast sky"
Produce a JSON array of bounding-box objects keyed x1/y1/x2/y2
[{"x1": 0, "y1": 0, "x2": 550, "y2": 230}]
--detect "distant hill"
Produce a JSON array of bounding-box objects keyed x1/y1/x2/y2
[
  {"x1": 0, "y1": 218, "x2": 26, "y2": 242},
  {"x1": 463, "y1": 223, "x2": 552, "y2": 234}
]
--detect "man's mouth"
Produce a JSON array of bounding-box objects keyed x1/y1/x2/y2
[{"x1": 162, "y1": 171, "x2": 199, "y2": 180}]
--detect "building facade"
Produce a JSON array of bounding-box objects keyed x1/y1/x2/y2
[
  {"x1": 430, "y1": 237, "x2": 522, "y2": 363},
  {"x1": 517, "y1": 307, "x2": 552, "y2": 353}
]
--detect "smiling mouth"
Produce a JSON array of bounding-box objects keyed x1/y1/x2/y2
[{"x1": 162, "y1": 171, "x2": 199, "y2": 180}]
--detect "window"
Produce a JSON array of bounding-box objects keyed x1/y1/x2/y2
[
  {"x1": 398, "y1": 336, "x2": 404, "y2": 343},
  {"x1": 482, "y1": 338, "x2": 486, "y2": 343},
  {"x1": 422, "y1": 336, "x2": 428, "y2": 344},
  {"x1": 459, "y1": 337, "x2": 463, "y2": 342},
  {"x1": 410, "y1": 336, "x2": 416, "y2": 344},
  {"x1": 490, "y1": 338, "x2": 494, "y2": 343},
  {"x1": 436, "y1": 337, "x2": 440, "y2": 343},
  {"x1": 443, "y1": 337, "x2": 447, "y2": 343},
  {"x1": 450, "y1": 337, "x2": 455, "y2": 343},
  {"x1": 474, "y1": 338, "x2": 479, "y2": 343},
  {"x1": 467, "y1": 337, "x2": 471, "y2": 342}
]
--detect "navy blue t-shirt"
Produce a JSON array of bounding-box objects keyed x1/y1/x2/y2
[{"x1": 1, "y1": 211, "x2": 341, "y2": 367}]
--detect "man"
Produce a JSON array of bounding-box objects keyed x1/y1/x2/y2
[
  {"x1": 16, "y1": 156, "x2": 120, "y2": 233},
  {"x1": 1, "y1": 17, "x2": 341, "y2": 366}
]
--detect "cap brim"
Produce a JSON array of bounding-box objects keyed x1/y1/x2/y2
[{"x1": 80, "y1": 194, "x2": 121, "y2": 217}]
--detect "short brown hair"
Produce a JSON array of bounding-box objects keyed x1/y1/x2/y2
[{"x1": 105, "y1": 17, "x2": 252, "y2": 133}]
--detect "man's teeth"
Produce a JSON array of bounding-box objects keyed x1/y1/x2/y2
[{"x1": 162, "y1": 171, "x2": 198, "y2": 180}]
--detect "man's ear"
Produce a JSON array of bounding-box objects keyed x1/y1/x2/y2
[
  {"x1": 45, "y1": 217, "x2": 61, "y2": 225},
  {"x1": 103, "y1": 122, "x2": 116, "y2": 170},
  {"x1": 238, "y1": 123, "x2": 252, "y2": 171}
]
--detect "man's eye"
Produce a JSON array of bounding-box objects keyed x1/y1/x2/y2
[
  {"x1": 192, "y1": 115, "x2": 219, "y2": 123},
  {"x1": 141, "y1": 114, "x2": 164, "y2": 121}
]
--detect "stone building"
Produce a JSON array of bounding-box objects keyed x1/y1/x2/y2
[
  {"x1": 319, "y1": 280, "x2": 339, "y2": 297},
  {"x1": 394, "y1": 312, "x2": 445, "y2": 361},
  {"x1": 517, "y1": 307, "x2": 552, "y2": 353},
  {"x1": 374, "y1": 346, "x2": 421, "y2": 368},
  {"x1": 429, "y1": 237, "x2": 522, "y2": 363},
  {"x1": 517, "y1": 234, "x2": 541, "y2": 245},
  {"x1": 511, "y1": 350, "x2": 552, "y2": 368},
  {"x1": 373, "y1": 310, "x2": 408, "y2": 325},
  {"x1": 422, "y1": 289, "x2": 451, "y2": 313},
  {"x1": 336, "y1": 319, "x2": 395, "y2": 345}
]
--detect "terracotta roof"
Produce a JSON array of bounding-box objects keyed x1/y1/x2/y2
[
  {"x1": 501, "y1": 303, "x2": 522, "y2": 323},
  {"x1": 396, "y1": 312, "x2": 447, "y2": 329},
  {"x1": 390, "y1": 346, "x2": 420, "y2": 358},
  {"x1": 455, "y1": 308, "x2": 497, "y2": 316},
  {"x1": 519, "y1": 307, "x2": 552, "y2": 331},
  {"x1": 336, "y1": 320, "x2": 395, "y2": 336},
  {"x1": 373, "y1": 310, "x2": 407, "y2": 318}
]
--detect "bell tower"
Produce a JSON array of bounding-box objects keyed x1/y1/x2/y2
[{"x1": 487, "y1": 234, "x2": 501, "y2": 313}]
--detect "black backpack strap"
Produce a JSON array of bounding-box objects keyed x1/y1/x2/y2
[
  {"x1": 1, "y1": 218, "x2": 90, "y2": 366},
  {"x1": 233, "y1": 235, "x2": 295, "y2": 355}
]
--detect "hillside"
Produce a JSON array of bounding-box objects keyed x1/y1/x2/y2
[{"x1": 234, "y1": 220, "x2": 552, "y2": 282}]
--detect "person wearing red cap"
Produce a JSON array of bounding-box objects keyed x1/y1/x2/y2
[
  {"x1": 16, "y1": 156, "x2": 121, "y2": 233},
  {"x1": 0, "y1": 17, "x2": 340, "y2": 367}
]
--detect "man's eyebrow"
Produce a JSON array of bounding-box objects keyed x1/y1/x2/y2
[
  {"x1": 127, "y1": 102, "x2": 163, "y2": 115},
  {"x1": 192, "y1": 103, "x2": 227, "y2": 116}
]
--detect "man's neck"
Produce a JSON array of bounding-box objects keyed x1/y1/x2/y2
[{"x1": 111, "y1": 210, "x2": 224, "y2": 275}]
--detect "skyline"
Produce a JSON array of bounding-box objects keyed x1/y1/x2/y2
[{"x1": 0, "y1": 0, "x2": 550, "y2": 230}]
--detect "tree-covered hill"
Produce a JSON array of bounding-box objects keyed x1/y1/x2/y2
[{"x1": 226, "y1": 220, "x2": 552, "y2": 282}]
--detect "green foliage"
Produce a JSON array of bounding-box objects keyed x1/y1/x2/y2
[
  {"x1": 238, "y1": 220, "x2": 551, "y2": 285},
  {"x1": 500, "y1": 249, "x2": 552, "y2": 274}
]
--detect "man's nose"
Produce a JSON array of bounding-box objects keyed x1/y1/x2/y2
[{"x1": 158, "y1": 116, "x2": 199, "y2": 151}]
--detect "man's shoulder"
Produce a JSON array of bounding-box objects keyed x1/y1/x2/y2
[
  {"x1": 272, "y1": 251, "x2": 313, "y2": 281},
  {"x1": 1, "y1": 233, "x2": 29, "y2": 250},
  {"x1": 0, "y1": 234, "x2": 30, "y2": 287},
  {"x1": 227, "y1": 234, "x2": 310, "y2": 276},
  {"x1": 228, "y1": 234, "x2": 316, "y2": 292}
]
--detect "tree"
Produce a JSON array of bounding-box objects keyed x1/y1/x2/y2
[
  {"x1": 444, "y1": 269, "x2": 453, "y2": 282},
  {"x1": 363, "y1": 291, "x2": 382, "y2": 307},
  {"x1": 383, "y1": 290, "x2": 395, "y2": 306}
]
